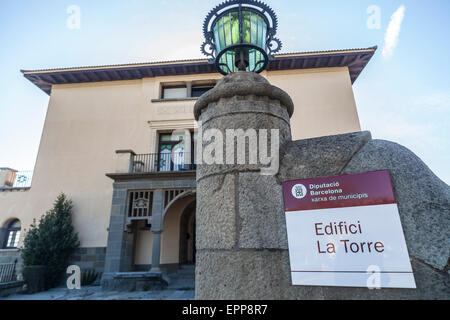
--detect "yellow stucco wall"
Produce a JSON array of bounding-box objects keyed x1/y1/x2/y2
[
  {"x1": 264, "y1": 67, "x2": 361, "y2": 139},
  {"x1": 0, "y1": 67, "x2": 361, "y2": 257},
  {"x1": 133, "y1": 220, "x2": 153, "y2": 265},
  {"x1": 134, "y1": 195, "x2": 195, "y2": 265}
]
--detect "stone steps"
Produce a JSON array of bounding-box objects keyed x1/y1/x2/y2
[
  {"x1": 169, "y1": 272, "x2": 195, "y2": 279},
  {"x1": 174, "y1": 269, "x2": 195, "y2": 276},
  {"x1": 167, "y1": 265, "x2": 195, "y2": 288}
]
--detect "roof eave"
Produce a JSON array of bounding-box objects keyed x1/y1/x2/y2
[{"x1": 22, "y1": 46, "x2": 377, "y2": 95}]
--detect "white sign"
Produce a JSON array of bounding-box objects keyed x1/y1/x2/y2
[{"x1": 283, "y1": 171, "x2": 416, "y2": 289}]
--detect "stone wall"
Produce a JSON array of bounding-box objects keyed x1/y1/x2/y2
[
  {"x1": 0, "y1": 247, "x2": 106, "y2": 284},
  {"x1": 67, "y1": 247, "x2": 107, "y2": 274}
]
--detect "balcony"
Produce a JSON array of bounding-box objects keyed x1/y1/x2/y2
[
  {"x1": 0, "y1": 169, "x2": 33, "y2": 191},
  {"x1": 113, "y1": 150, "x2": 196, "y2": 176},
  {"x1": 131, "y1": 153, "x2": 196, "y2": 173}
]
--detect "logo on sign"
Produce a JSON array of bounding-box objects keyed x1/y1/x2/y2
[{"x1": 291, "y1": 184, "x2": 307, "y2": 199}]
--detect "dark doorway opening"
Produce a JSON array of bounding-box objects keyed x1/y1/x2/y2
[{"x1": 179, "y1": 201, "x2": 196, "y2": 265}]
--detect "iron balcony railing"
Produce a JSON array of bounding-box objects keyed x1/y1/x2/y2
[
  {"x1": 131, "y1": 153, "x2": 196, "y2": 173},
  {"x1": 0, "y1": 261, "x2": 17, "y2": 283}
]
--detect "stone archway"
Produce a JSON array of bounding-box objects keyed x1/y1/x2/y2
[{"x1": 179, "y1": 200, "x2": 196, "y2": 265}]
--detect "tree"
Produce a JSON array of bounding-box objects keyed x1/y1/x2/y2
[{"x1": 21, "y1": 193, "x2": 80, "y2": 288}]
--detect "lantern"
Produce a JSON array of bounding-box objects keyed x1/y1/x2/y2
[{"x1": 201, "y1": 0, "x2": 282, "y2": 75}]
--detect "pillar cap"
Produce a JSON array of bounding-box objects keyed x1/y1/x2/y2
[
  {"x1": 194, "y1": 71, "x2": 294, "y2": 120},
  {"x1": 115, "y1": 149, "x2": 136, "y2": 155}
]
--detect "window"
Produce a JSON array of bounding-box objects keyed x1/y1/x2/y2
[
  {"x1": 3, "y1": 219, "x2": 21, "y2": 249},
  {"x1": 158, "y1": 131, "x2": 195, "y2": 172},
  {"x1": 162, "y1": 86, "x2": 188, "y2": 99},
  {"x1": 159, "y1": 81, "x2": 216, "y2": 100},
  {"x1": 191, "y1": 85, "x2": 215, "y2": 98}
]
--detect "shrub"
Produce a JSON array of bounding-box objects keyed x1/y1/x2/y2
[
  {"x1": 21, "y1": 193, "x2": 80, "y2": 289},
  {"x1": 81, "y1": 269, "x2": 100, "y2": 286},
  {"x1": 22, "y1": 266, "x2": 46, "y2": 293}
]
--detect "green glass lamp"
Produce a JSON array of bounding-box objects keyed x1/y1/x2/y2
[{"x1": 201, "y1": 0, "x2": 282, "y2": 75}]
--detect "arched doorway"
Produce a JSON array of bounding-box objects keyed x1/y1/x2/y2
[{"x1": 179, "y1": 201, "x2": 196, "y2": 265}]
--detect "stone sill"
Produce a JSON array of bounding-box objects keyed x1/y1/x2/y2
[
  {"x1": 0, "y1": 248, "x2": 20, "y2": 253},
  {"x1": 0, "y1": 187, "x2": 31, "y2": 192},
  {"x1": 151, "y1": 97, "x2": 198, "y2": 103}
]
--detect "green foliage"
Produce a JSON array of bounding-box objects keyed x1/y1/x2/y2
[
  {"x1": 21, "y1": 193, "x2": 80, "y2": 289},
  {"x1": 22, "y1": 266, "x2": 46, "y2": 293},
  {"x1": 81, "y1": 269, "x2": 100, "y2": 286}
]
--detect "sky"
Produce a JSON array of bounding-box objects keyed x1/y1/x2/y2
[{"x1": 0, "y1": 0, "x2": 449, "y2": 184}]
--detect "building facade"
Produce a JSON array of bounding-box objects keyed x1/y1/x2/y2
[{"x1": 0, "y1": 48, "x2": 375, "y2": 280}]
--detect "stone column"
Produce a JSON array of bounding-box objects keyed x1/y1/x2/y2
[
  {"x1": 151, "y1": 231, "x2": 162, "y2": 272},
  {"x1": 193, "y1": 72, "x2": 295, "y2": 299},
  {"x1": 0, "y1": 227, "x2": 6, "y2": 247},
  {"x1": 150, "y1": 189, "x2": 164, "y2": 272},
  {"x1": 102, "y1": 187, "x2": 134, "y2": 274}
]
